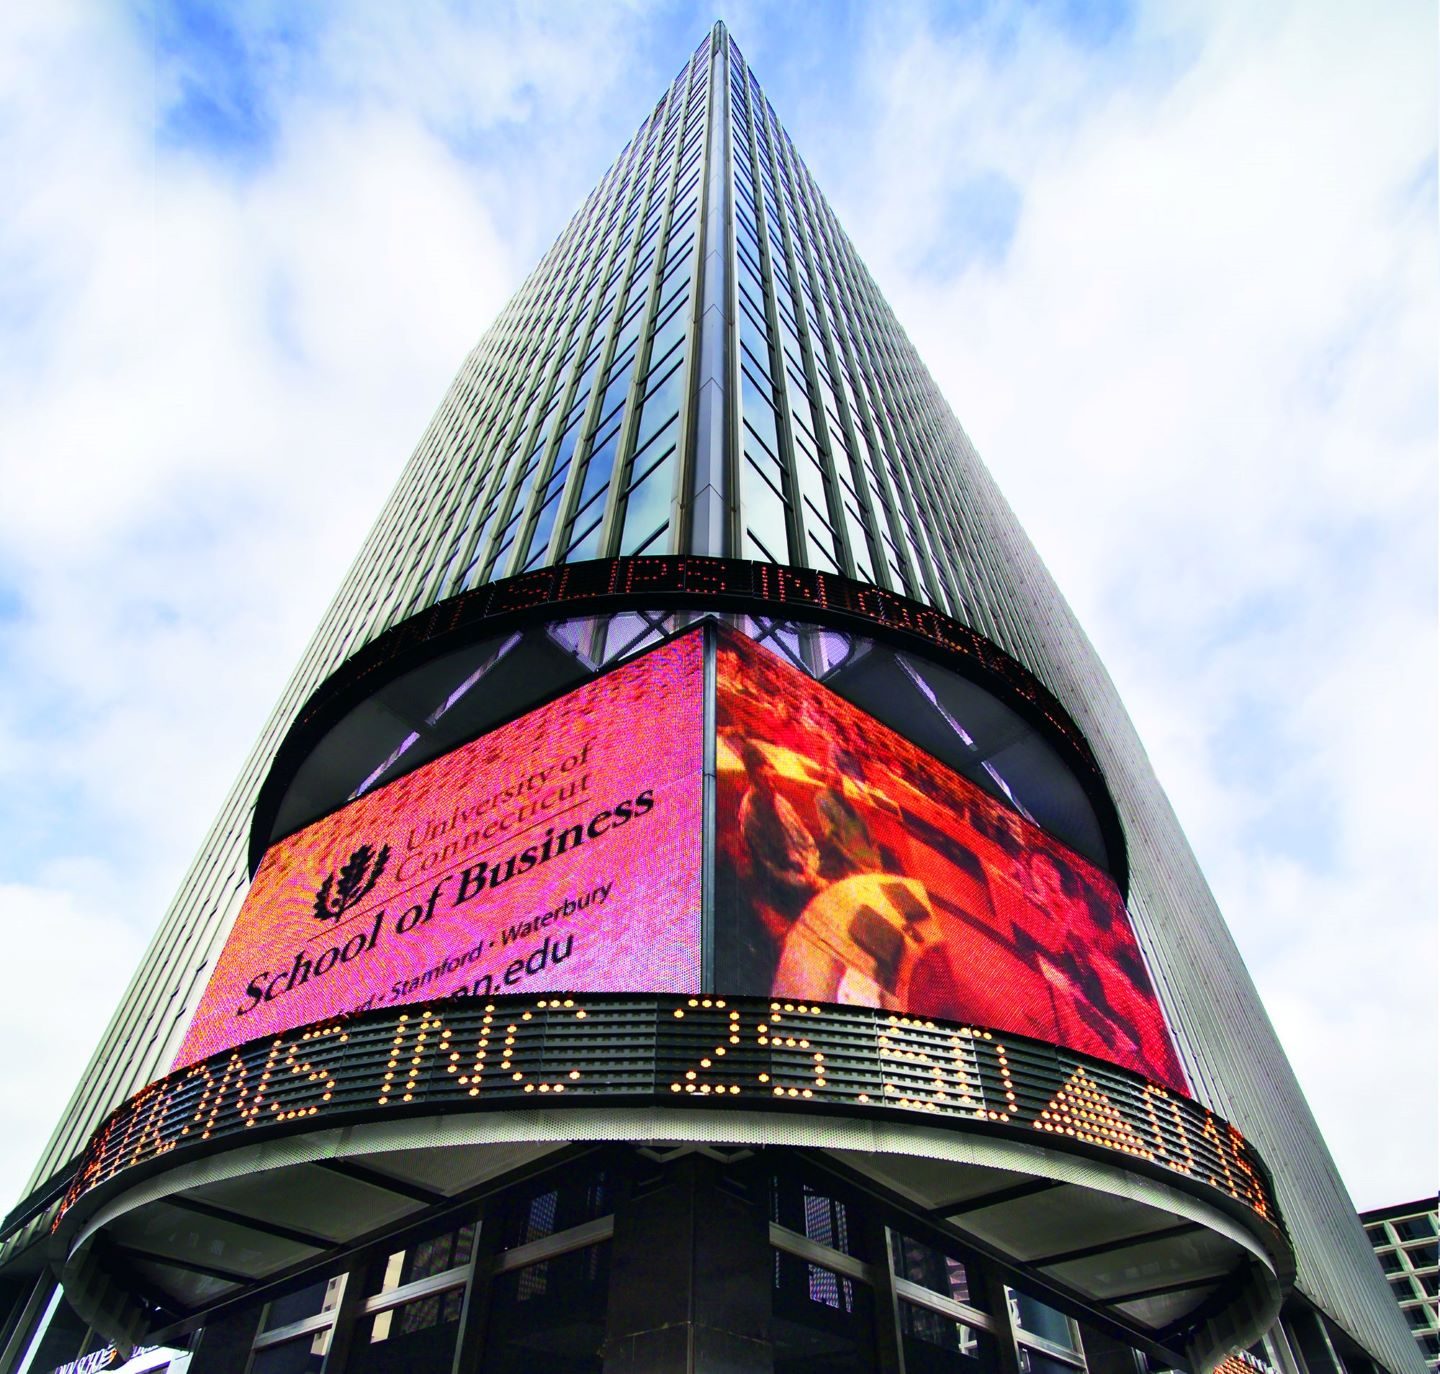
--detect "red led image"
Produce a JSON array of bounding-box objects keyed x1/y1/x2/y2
[
  {"x1": 714, "y1": 629, "x2": 1187, "y2": 1093},
  {"x1": 174, "y1": 631, "x2": 706, "y2": 1068}
]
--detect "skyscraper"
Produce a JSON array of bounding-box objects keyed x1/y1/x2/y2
[
  {"x1": 0, "y1": 22, "x2": 1420, "y2": 1374},
  {"x1": 1360, "y1": 1200, "x2": 1440, "y2": 1373}
]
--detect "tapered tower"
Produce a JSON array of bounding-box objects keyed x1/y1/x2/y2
[{"x1": 0, "y1": 25, "x2": 1419, "y2": 1374}]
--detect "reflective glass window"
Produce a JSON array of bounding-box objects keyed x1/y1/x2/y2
[
  {"x1": 772, "y1": 1250, "x2": 875, "y2": 1374},
  {"x1": 1011, "y1": 1291, "x2": 1077, "y2": 1351},
  {"x1": 900, "y1": 1302, "x2": 991, "y2": 1374},
  {"x1": 252, "y1": 1329, "x2": 331, "y2": 1374},
  {"x1": 353, "y1": 1291, "x2": 464, "y2": 1374},
  {"x1": 263, "y1": 1275, "x2": 344, "y2": 1332},
  {"x1": 891, "y1": 1233, "x2": 978, "y2": 1308},
  {"x1": 480, "y1": 1244, "x2": 610, "y2": 1374}
]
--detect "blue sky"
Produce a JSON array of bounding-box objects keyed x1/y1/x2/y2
[{"x1": 0, "y1": 0, "x2": 1433, "y2": 1214}]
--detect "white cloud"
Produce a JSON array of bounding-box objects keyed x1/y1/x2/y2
[{"x1": 0, "y1": 883, "x2": 148, "y2": 1177}]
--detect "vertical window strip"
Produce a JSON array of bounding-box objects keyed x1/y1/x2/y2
[
  {"x1": 490, "y1": 124, "x2": 663, "y2": 581},
  {"x1": 596, "y1": 43, "x2": 708, "y2": 563},
  {"x1": 822, "y1": 251, "x2": 925, "y2": 597},
  {"x1": 788, "y1": 173, "x2": 901, "y2": 589},
  {"x1": 557, "y1": 73, "x2": 685, "y2": 564},
  {"x1": 765, "y1": 118, "x2": 856, "y2": 577},
  {"x1": 730, "y1": 79, "x2": 799, "y2": 568}
]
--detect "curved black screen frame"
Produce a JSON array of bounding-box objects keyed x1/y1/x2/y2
[{"x1": 248, "y1": 557, "x2": 1129, "y2": 889}]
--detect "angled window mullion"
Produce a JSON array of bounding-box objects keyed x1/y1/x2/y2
[
  {"x1": 729, "y1": 76, "x2": 802, "y2": 568},
  {"x1": 581, "y1": 70, "x2": 693, "y2": 563},
  {"x1": 493, "y1": 191, "x2": 629, "y2": 578},
  {"x1": 769, "y1": 124, "x2": 866, "y2": 580},
  {"x1": 601, "y1": 42, "x2": 711, "y2": 563}
]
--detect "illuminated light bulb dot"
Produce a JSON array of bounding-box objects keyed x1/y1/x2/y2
[
  {"x1": 569, "y1": 1070, "x2": 580, "y2": 1079},
  {"x1": 539, "y1": 1083, "x2": 550, "y2": 1093},
  {"x1": 700, "y1": 1058, "x2": 712, "y2": 1068},
  {"x1": 554, "y1": 1084, "x2": 565, "y2": 1093},
  {"x1": 773, "y1": 1086, "x2": 784, "y2": 1096},
  {"x1": 813, "y1": 1052, "x2": 824, "y2": 1061},
  {"x1": 459, "y1": 1075, "x2": 469, "y2": 1086},
  {"x1": 701, "y1": 1084, "x2": 712, "y2": 1094},
  {"x1": 383, "y1": 1072, "x2": 394, "y2": 1082},
  {"x1": 858, "y1": 1093, "x2": 869, "y2": 1103},
  {"x1": 757, "y1": 1023, "x2": 769, "y2": 1033},
  {"x1": 574, "y1": 1009, "x2": 587, "y2": 1019},
  {"x1": 512, "y1": 1072, "x2": 523, "y2": 1081},
  {"x1": 787, "y1": 1087, "x2": 799, "y2": 1097},
  {"x1": 685, "y1": 1084, "x2": 696, "y2": 1093},
  {"x1": 758, "y1": 1037, "x2": 769, "y2": 1046},
  {"x1": 685, "y1": 1070, "x2": 697, "y2": 1080},
  {"x1": 674, "y1": 1009, "x2": 685, "y2": 1019},
  {"x1": 816, "y1": 1079, "x2": 826, "y2": 1088},
  {"x1": 468, "y1": 1087, "x2": 479, "y2": 1097},
  {"x1": 537, "y1": 999, "x2": 548, "y2": 1009},
  {"x1": 759, "y1": 1073, "x2": 770, "y2": 1083},
  {"x1": 482, "y1": 1015, "x2": 493, "y2": 1025},
  {"x1": 322, "y1": 1092, "x2": 332, "y2": 1102},
  {"x1": 715, "y1": 1046, "x2": 726, "y2": 1056},
  {"x1": 785, "y1": 1037, "x2": 796, "y2": 1048},
  {"x1": 688, "y1": 998, "x2": 699, "y2": 1007},
  {"x1": 378, "y1": 1096, "x2": 389, "y2": 1105},
  {"x1": 525, "y1": 1084, "x2": 535, "y2": 1093},
  {"x1": 564, "y1": 998, "x2": 574, "y2": 1008},
  {"x1": 802, "y1": 1089, "x2": 812, "y2": 1098},
  {"x1": 729, "y1": 1036, "x2": 740, "y2": 1045},
  {"x1": 716, "y1": 999, "x2": 727, "y2": 1008}
]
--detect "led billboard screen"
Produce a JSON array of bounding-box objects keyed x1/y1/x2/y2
[
  {"x1": 715, "y1": 630, "x2": 1187, "y2": 1093},
  {"x1": 174, "y1": 630, "x2": 705, "y2": 1068}
]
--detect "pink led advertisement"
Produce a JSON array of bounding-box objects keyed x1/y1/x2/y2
[
  {"x1": 174, "y1": 631, "x2": 705, "y2": 1069},
  {"x1": 714, "y1": 629, "x2": 1188, "y2": 1093}
]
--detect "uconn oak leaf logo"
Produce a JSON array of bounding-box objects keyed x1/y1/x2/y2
[{"x1": 313, "y1": 842, "x2": 391, "y2": 923}]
